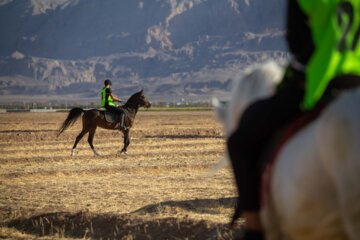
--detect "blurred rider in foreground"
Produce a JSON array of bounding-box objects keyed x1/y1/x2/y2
[{"x1": 227, "y1": 1, "x2": 360, "y2": 239}]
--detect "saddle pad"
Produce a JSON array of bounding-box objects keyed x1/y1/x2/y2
[{"x1": 104, "y1": 110, "x2": 122, "y2": 123}]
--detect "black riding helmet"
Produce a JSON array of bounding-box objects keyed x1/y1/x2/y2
[{"x1": 104, "y1": 79, "x2": 112, "y2": 86}]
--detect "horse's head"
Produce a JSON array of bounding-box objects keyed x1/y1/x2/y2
[
  {"x1": 210, "y1": 61, "x2": 284, "y2": 173},
  {"x1": 127, "y1": 90, "x2": 151, "y2": 109},
  {"x1": 214, "y1": 61, "x2": 284, "y2": 137}
]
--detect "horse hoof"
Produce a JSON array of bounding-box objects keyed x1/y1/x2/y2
[
  {"x1": 71, "y1": 149, "x2": 77, "y2": 157},
  {"x1": 117, "y1": 150, "x2": 127, "y2": 156}
]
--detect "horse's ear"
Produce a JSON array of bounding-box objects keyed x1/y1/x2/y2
[{"x1": 139, "y1": 89, "x2": 144, "y2": 94}]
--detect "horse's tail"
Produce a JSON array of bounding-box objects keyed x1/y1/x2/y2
[{"x1": 57, "y1": 108, "x2": 84, "y2": 137}]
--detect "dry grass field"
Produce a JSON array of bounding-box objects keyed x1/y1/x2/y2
[{"x1": 0, "y1": 111, "x2": 243, "y2": 239}]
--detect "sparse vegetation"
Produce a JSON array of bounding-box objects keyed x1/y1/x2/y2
[{"x1": 0, "y1": 111, "x2": 242, "y2": 239}]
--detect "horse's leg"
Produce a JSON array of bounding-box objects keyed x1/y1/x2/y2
[
  {"x1": 71, "y1": 128, "x2": 89, "y2": 156},
  {"x1": 71, "y1": 114, "x2": 92, "y2": 156},
  {"x1": 124, "y1": 131, "x2": 130, "y2": 153},
  {"x1": 118, "y1": 130, "x2": 130, "y2": 155},
  {"x1": 88, "y1": 126, "x2": 99, "y2": 157}
]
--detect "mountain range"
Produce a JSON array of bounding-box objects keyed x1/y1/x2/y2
[{"x1": 0, "y1": 0, "x2": 288, "y2": 103}]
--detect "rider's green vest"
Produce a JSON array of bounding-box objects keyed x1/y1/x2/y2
[
  {"x1": 298, "y1": 0, "x2": 360, "y2": 109},
  {"x1": 101, "y1": 87, "x2": 115, "y2": 107}
]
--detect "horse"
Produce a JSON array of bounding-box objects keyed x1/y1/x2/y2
[
  {"x1": 58, "y1": 90, "x2": 151, "y2": 156},
  {"x1": 213, "y1": 61, "x2": 360, "y2": 240}
]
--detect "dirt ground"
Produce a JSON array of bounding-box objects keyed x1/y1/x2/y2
[{"x1": 0, "y1": 111, "x2": 243, "y2": 239}]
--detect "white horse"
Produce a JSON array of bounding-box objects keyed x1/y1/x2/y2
[{"x1": 214, "y1": 61, "x2": 360, "y2": 240}]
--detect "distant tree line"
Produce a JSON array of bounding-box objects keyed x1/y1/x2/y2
[{"x1": 0, "y1": 101, "x2": 212, "y2": 110}]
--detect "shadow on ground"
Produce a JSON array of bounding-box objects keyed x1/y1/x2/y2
[
  {"x1": 132, "y1": 197, "x2": 236, "y2": 216},
  {"x1": 145, "y1": 134, "x2": 223, "y2": 139},
  {"x1": 7, "y1": 198, "x2": 242, "y2": 239}
]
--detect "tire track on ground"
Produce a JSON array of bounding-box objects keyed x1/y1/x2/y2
[
  {"x1": 0, "y1": 138, "x2": 224, "y2": 151},
  {"x1": 0, "y1": 149, "x2": 223, "y2": 167},
  {"x1": 0, "y1": 141, "x2": 223, "y2": 153},
  {"x1": 0, "y1": 144, "x2": 224, "y2": 160},
  {"x1": 0, "y1": 163, "x2": 216, "y2": 180},
  {"x1": 0, "y1": 128, "x2": 223, "y2": 142}
]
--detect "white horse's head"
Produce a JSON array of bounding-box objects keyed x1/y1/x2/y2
[{"x1": 214, "y1": 61, "x2": 285, "y2": 138}]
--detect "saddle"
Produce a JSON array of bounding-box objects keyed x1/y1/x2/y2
[{"x1": 102, "y1": 108, "x2": 126, "y2": 124}]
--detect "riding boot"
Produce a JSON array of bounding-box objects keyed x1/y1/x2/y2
[
  {"x1": 114, "y1": 121, "x2": 121, "y2": 130},
  {"x1": 116, "y1": 114, "x2": 127, "y2": 131}
]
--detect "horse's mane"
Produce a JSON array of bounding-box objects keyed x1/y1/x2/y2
[{"x1": 124, "y1": 90, "x2": 143, "y2": 108}]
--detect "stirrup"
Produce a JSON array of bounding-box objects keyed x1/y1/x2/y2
[{"x1": 115, "y1": 122, "x2": 127, "y2": 131}]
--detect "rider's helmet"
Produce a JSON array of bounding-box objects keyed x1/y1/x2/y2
[{"x1": 104, "y1": 79, "x2": 112, "y2": 86}]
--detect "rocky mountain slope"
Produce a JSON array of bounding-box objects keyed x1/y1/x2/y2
[{"x1": 0, "y1": 0, "x2": 288, "y2": 102}]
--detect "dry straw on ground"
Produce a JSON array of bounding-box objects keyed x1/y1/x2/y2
[{"x1": 0, "y1": 111, "x2": 243, "y2": 239}]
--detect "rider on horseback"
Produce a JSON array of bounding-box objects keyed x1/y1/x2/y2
[
  {"x1": 101, "y1": 79, "x2": 127, "y2": 130},
  {"x1": 228, "y1": 1, "x2": 360, "y2": 239}
]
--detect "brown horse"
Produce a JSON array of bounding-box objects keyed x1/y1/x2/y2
[{"x1": 58, "y1": 90, "x2": 151, "y2": 156}]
